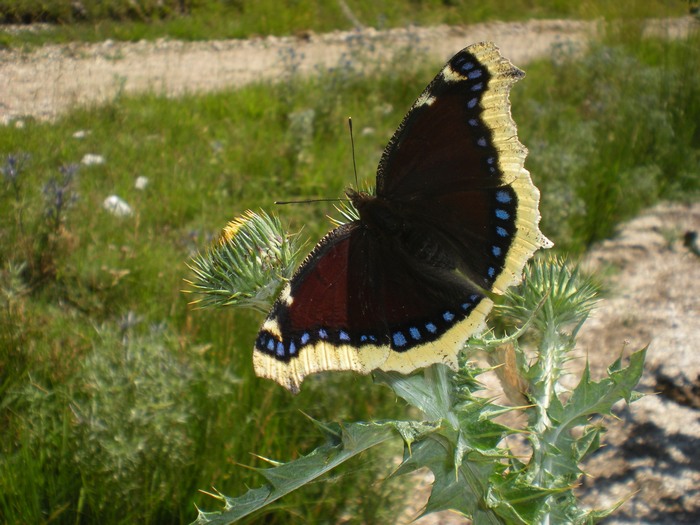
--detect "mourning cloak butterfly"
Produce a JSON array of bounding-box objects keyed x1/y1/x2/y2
[{"x1": 254, "y1": 42, "x2": 552, "y2": 393}]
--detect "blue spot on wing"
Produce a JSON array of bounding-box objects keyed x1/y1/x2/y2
[
  {"x1": 492, "y1": 245, "x2": 502, "y2": 257},
  {"x1": 496, "y1": 226, "x2": 508, "y2": 237},
  {"x1": 409, "y1": 327, "x2": 421, "y2": 340},
  {"x1": 496, "y1": 190, "x2": 512, "y2": 203},
  {"x1": 443, "y1": 311, "x2": 455, "y2": 322},
  {"x1": 426, "y1": 322, "x2": 437, "y2": 333},
  {"x1": 318, "y1": 329, "x2": 328, "y2": 339},
  {"x1": 495, "y1": 209, "x2": 510, "y2": 220},
  {"x1": 467, "y1": 97, "x2": 478, "y2": 109},
  {"x1": 339, "y1": 330, "x2": 350, "y2": 341},
  {"x1": 468, "y1": 69, "x2": 483, "y2": 79},
  {"x1": 301, "y1": 332, "x2": 310, "y2": 345},
  {"x1": 393, "y1": 331, "x2": 407, "y2": 347}
]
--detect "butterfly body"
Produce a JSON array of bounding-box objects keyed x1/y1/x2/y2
[{"x1": 253, "y1": 42, "x2": 552, "y2": 393}]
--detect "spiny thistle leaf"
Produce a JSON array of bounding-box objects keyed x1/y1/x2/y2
[
  {"x1": 550, "y1": 347, "x2": 647, "y2": 430},
  {"x1": 374, "y1": 365, "x2": 461, "y2": 426},
  {"x1": 185, "y1": 210, "x2": 303, "y2": 312},
  {"x1": 192, "y1": 420, "x2": 430, "y2": 524}
]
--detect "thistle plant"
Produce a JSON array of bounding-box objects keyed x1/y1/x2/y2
[
  {"x1": 187, "y1": 211, "x2": 645, "y2": 525},
  {"x1": 186, "y1": 210, "x2": 304, "y2": 313}
]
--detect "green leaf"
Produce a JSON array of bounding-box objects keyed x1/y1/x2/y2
[
  {"x1": 375, "y1": 365, "x2": 458, "y2": 426},
  {"x1": 552, "y1": 346, "x2": 647, "y2": 432},
  {"x1": 395, "y1": 434, "x2": 504, "y2": 524},
  {"x1": 192, "y1": 420, "x2": 421, "y2": 524}
]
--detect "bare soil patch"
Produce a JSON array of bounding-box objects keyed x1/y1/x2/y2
[{"x1": 0, "y1": 17, "x2": 695, "y2": 124}]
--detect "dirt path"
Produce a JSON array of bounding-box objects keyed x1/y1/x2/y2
[{"x1": 0, "y1": 17, "x2": 694, "y2": 124}]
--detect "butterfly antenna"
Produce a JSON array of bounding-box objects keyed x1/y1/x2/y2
[{"x1": 348, "y1": 117, "x2": 359, "y2": 188}]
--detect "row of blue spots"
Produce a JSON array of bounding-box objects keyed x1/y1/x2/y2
[
  {"x1": 261, "y1": 332, "x2": 296, "y2": 358},
  {"x1": 391, "y1": 317, "x2": 447, "y2": 349},
  {"x1": 487, "y1": 156, "x2": 497, "y2": 174},
  {"x1": 460, "y1": 294, "x2": 481, "y2": 311},
  {"x1": 487, "y1": 191, "x2": 516, "y2": 282},
  {"x1": 392, "y1": 324, "x2": 423, "y2": 348},
  {"x1": 391, "y1": 296, "x2": 483, "y2": 348},
  {"x1": 460, "y1": 61, "x2": 489, "y2": 152},
  {"x1": 261, "y1": 324, "x2": 395, "y2": 359}
]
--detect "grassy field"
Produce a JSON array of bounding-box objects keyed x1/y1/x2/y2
[
  {"x1": 1, "y1": 6, "x2": 699, "y2": 525},
  {"x1": 0, "y1": 0, "x2": 689, "y2": 47}
]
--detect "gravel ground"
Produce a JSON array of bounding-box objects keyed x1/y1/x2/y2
[{"x1": 0, "y1": 17, "x2": 695, "y2": 124}]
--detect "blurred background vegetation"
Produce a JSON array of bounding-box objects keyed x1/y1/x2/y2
[
  {"x1": 0, "y1": 0, "x2": 690, "y2": 45},
  {"x1": 1, "y1": 1, "x2": 698, "y2": 524}
]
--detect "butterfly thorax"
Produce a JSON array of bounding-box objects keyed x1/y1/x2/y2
[
  {"x1": 346, "y1": 187, "x2": 455, "y2": 271},
  {"x1": 346, "y1": 188, "x2": 401, "y2": 234}
]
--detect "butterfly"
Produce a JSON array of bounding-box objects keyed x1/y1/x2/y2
[{"x1": 253, "y1": 42, "x2": 551, "y2": 393}]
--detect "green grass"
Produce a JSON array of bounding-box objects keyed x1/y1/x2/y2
[
  {"x1": 1, "y1": 21, "x2": 699, "y2": 525},
  {"x1": 0, "y1": 0, "x2": 688, "y2": 47}
]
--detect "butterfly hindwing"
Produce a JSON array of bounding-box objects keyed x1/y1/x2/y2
[
  {"x1": 254, "y1": 222, "x2": 492, "y2": 393},
  {"x1": 253, "y1": 42, "x2": 551, "y2": 393}
]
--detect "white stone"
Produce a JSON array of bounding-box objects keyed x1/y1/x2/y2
[
  {"x1": 103, "y1": 195, "x2": 132, "y2": 217},
  {"x1": 81, "y1": 153, "x2": 105, "y2": 165},
  {"x1": 134, "y1": 176, "x2": 149, "y2": 190}
]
